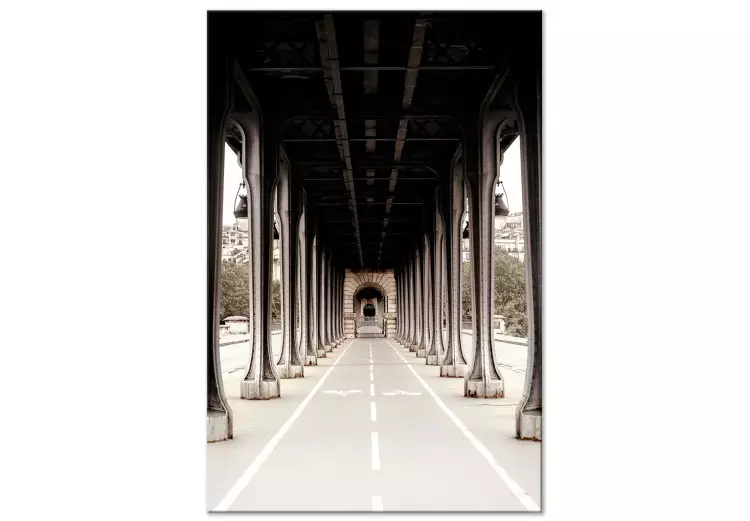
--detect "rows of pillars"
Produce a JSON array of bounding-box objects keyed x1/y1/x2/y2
[
  {"x1": 207, "y1": 60, "x2": 348, "y2": 441},
  {"x1": 208, "y1": 58, "x2": 540, "y2": 443},
  {"x1": 394, "y1": 67, "x2": 542, "y2": 441}
]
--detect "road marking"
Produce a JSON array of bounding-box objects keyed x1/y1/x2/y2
[
  {"x1": 213, "y1": 339, "x2": 356, "y2": 511},
  {"x1": 385, "y1": 340, "x2": 540, "y2": 512},
  {"x1": 381, "y1": 390, "x2": 421, "y2": 396},
  {"x1": 370, "y1": 401, "x2": 377, "y2": 422},
  {"x1": 371, "y1": 432, "x2": 380, "y2": 470},
  {"x1": 370, "y1": 383, "x2": 375, "y2": 396},
  {"x1": 369, "y1": 371, "x2": 374, "y2": 382},
  {"x1": 323, "y1": 389, "x2": 362, "y2": 396},
  {"x1": 372, "y1": 495, "x2": 383, "y2": 511}
]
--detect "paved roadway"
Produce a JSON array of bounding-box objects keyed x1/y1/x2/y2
[
  {"x1": 208, "y1": 336, "x2": 541, "y2": 512},
  {"x1": 219, "y1": 330, "x2": 527, "y2": 376}
]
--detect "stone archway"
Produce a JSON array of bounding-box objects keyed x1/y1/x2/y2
[
  {"x1": 343, "y1": 269, "x2": 397, "y2": 338},
  {"x1": 353, "y1": 286, "x2": 385, "y2": 337}
]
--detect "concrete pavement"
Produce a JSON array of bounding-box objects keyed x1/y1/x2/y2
[
  {"x1": 218, "y1": 331, "x2": 281, "y2": 375},
  {"x1": 207, "y1": 337, "x2": 540, "y2": 512}
]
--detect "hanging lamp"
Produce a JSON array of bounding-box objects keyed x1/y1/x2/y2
[{"x1": 233, "y1": 181, "x2": 248, "y2": 232}]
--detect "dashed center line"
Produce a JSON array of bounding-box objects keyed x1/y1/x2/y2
[
  {"x1": 370, "y1": 383, "x2": 375, "y2": 396},
  {"x1": 371, "y1": 432, "x2": 380, "y2": 470},
  {"x1": 370, "y1": 401, "x2": 377, "y2": 422},
  {"x1": 372, "y1": 495, "x2": 383, "y2": 511}
]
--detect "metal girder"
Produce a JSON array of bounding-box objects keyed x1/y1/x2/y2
[
  {"x1": 283, "y1": 137, "x2": 459, "y2": 142},
  {"x1": 315, "y1": 201, "x2": 424, "y2": 206},
  {"x1": 304, "y1": 177, "x2": 438, "y2": 182},
  {"x1": 379, "y1": 18, "x2": 427, "y2": 266},
  {"x1": 245, "y1": 65, "x2": 496, "y2": 72},
  {"x1": 363, "y1": 20, "x2": 380, "y2": 158},
  {"x1": 316, "y1": 14, "x2": 364, "y2": 267}
]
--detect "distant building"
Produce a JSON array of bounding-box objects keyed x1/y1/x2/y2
[
  {"x1": 462, "y1": 211, "x2": 525, "y2": 263},
  {"x1": 221, "y1": 221, "x2": 281, "y2": 280},
  {"x1": 223, "y1": 315, "x2": 249, "y2": 334}
]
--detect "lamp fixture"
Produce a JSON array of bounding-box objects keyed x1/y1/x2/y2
[
  {"x1": 233, "y1": 181, "x2": 249, "y2": 232},
  {"x1": 495, "y1": 179, "x2": 510, "y2": 217}
]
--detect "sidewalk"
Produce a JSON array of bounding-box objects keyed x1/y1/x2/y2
[
  {"x1": 461, "y1": 329, "x2": 528, "y2": 346},
  {"x1": 219, "y1": 331, "x2": 280, "y2": 347}
]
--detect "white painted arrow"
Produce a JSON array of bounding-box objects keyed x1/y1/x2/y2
[
  {"x1": 323, "y1": 390, "x2": 362, "y2": 396},
  {"x1": 381, "y1": 390, "x2": 422, "y2": 396}
]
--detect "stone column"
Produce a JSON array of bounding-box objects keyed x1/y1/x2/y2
[
  {"x1": 338, "y1": 267, "x2": 343, "y2": 342},
  {"x1": 325, "y1": 257, "x2": 335, "y2": 349},
  {"x1": 441, "y1": 151, "x2": 468, "y2": 377},
  {"x1": 319, "y1": 248, "x2": 331, "y2": 353},
  {"x1": 275, "y1": 158, "x2": 303, "y2": 379},
  {"x1": 339, "y1": 270, "x2": 345, "y2": 342},
  {"x1": 395, "y1": 265, "x2": 403, "y2": 342},
  {"x1": 428, "y1": 199, "x2": 445, "y2": 365},
  {"x1": 305, "y1": 223, "x2": 318, "y2": 366},
  {"x1": 463, "y1": 116, "x2": 504, "y2": 399},
  {"x1": 408, "y1": 251, "x2": 417, "y2": 350},
  {"x1": 418, "y1": 230, "x2": 433, "y2": 358},
  {"x1": 413, "y1": 242, "x2": 426, "y2": 355},
  {"x1": 207, "y1": 55, "x2": 232, "y2": 441},
  {"x1": 331, "y1": 264, "x2": 341, "y2": 347},
  {"x1": 313, "y1": 236, "x2": 326, "y2": 359},
  {"x1": 404, "y1": 252, "x2": 414, "y2": 348},
  {"x1": 514, "y1": 62, "x2": 542, "y2": 440},
  {"x1": 240, "y1": 112, "x2": 280, "y2": 400},
  {"x1": 299, "y1": 194, "x2": 316, "y2": 366}
]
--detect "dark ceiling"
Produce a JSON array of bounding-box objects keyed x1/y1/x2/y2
[{"x1": 209, "y1": 11, "x2": 541, "y2": 270}]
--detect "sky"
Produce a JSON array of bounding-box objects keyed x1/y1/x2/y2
[{"x1": 222, "y1": 139, "x2": 524, "y2": 227}]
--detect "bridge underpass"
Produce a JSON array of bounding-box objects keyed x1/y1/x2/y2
[{"x1": 208, "y1": 11, "x2": 541, "y2": 512}]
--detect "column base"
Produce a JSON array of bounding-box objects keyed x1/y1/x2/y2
[
  {"x1": 416, "y1": 348, "x2": 426, "y2": 358},
  {"x1": 464, "y1": 378, "x2": 504, "y2": 398},
  {"x1": 317, "y1": 349, "x2": 327, "y2": 358},
  {"x1": 207, "y1": 409, "x2": 231, "y2": 443},
  {"x1": 276, "y1": 364, "x2": 304, "y2": 379},
  {"x1": 305, "y1": 355, "x2": 318, "y2": 366},
  {"x1": 426, "y1": 354, "x2": 439, "y2": 365},
  {"x1": 240, "y1": 379, "x2": 280, "y2": 400},
  {"x1": 407, "y1": 343, "x2": 417, "y2": 352},
  {"x1": 517, "y1": 410, "x2": 542, "y2": 441},
  {"x1": 323, "y1": 343, "x2": 333, "y2": 353},
  {"x1": 440, "y1": 363, "x2": 467, "y2": 378}
]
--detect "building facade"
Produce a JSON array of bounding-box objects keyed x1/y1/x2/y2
[{"x1": 462, "y1": 211, "x2": 525, "y2": 263}]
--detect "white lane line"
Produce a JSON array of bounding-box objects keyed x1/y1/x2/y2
[
  {"x1": 213, "y1": 339, "x2": 356, "y2": 511},
  {"x1": 370, "y1": 401, "x2": 377, "y2": 422},
  {"x1": 371, "y1": 432, "x2": 380, "y2": 470},
  {"x1": 370, "y1": 383, "x2": 375, "y2": 396},
  {"x1": 369, "y1": 371, "x2": 374, "y2": 382},
  {"x1": 372, "y1": 495, "x2": 383, "y2": 511},
  {"x1": 384, "y1": 340, "x2": 540, "y2": 512}
]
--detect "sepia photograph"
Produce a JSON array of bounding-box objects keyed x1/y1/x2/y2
[
  {"x1": 207, "y1": 10, "x2": 542, "y2": 512},
  {"x1": 5, "y1": 2, "x2": 749, "y2": 521}
]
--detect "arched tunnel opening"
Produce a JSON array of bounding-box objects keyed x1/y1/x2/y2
[{"x1": 354, "y1": 286, "x2": 385, "y2": 337}]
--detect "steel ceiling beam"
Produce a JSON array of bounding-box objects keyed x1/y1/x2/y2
[
  {"x1": 282, "y1": 137, "x2": 459, "y2": 142},
  {"x1": 304, "y1": 177, "x2": 439, "y2": 182},
  {"x1": 379, "y1": 18, "x2": 427, "y2": 266},
  {"x1": 246, "y1": 65, "x2": 496, "y2": 72},
  {"x1": 316, "y1": 14, "x2": 363, "y2": 267}
]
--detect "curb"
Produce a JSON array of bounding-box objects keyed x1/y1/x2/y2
[
  {"x1": 461, "y1": 330, "x2": 527, "y2": 347},
  {"x1": 219, "y1": 331, "x2": 281, "y2": 347}
]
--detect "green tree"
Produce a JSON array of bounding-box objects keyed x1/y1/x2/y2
[
  {"x1": 220, "y1": 260, "x2": 249, "y2": 320},
  {"x1": 271, "y1": 279, "x2": 281, "y2": 324},
  {"x1": 460, "y1": 245, "x2": 527, "y2": 337}
]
